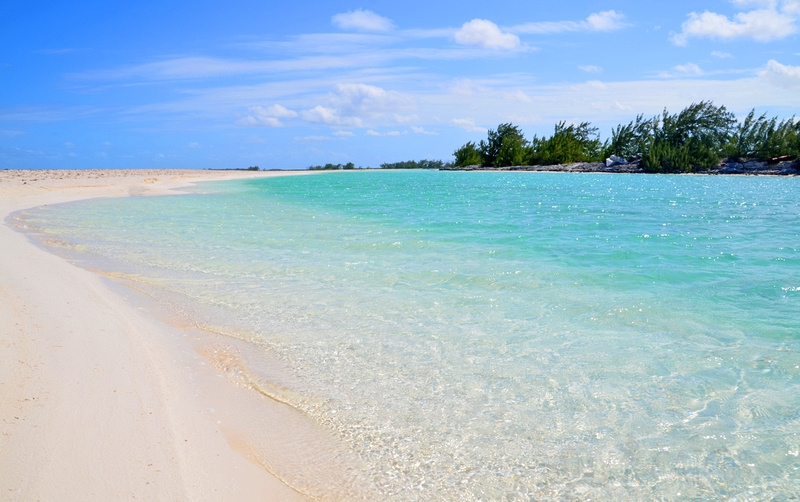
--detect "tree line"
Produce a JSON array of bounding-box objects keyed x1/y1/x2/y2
[
  {"x1": 453, "y1": 102, "x2": 800, "y2": 173},
  {"x1": 380, "y1": 159, "x2": 445, "y2": 169},
  {"x1": 308, "y1": 162, "x2": 358, "y2": 170}
]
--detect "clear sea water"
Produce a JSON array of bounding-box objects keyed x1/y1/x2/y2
[{"x1": 17, "y1": 171, "x2": 800, "y2": 499}]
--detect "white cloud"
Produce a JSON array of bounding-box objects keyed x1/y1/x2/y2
[
  {"x1": 265, "y1": 104, "x2": 298, "y2": 118},
  {"x1": 503, "y1": 89, "x2": 533, "y2": 103},
  {"x1": 394, "y1": 114, "x2": 419, "y2": 123},
  {"x1": 333, "y1": 130, "x2": 355, "y2": 136},
  {"x1": 454, "y1": 19, "x2": 521, "y2": 49},
  {"x1": 657, "y1": 63, "x2": 704, "y2": 78},
  {"x1": 332, "y1": 9, "x2": 394, "y2": 32},
  {"x1": 671, "y1": 6, "x2": 797, "y2": 45},
  {"x1": 238, "y1": 104, "x2": 298, "y2": 127},
  {"x1": 186, "y1": 142, "x2": 201, "y2": 148},
  {"x1": 511, "y1": 10, "x2": 628, "y2": 34},
  {"x1": 585, "y1": 10, "x2": 629, "y2": 31},
  {"x1": 733, "y1": 0, "x2": 778, "y2": 7},
  {"x1": 294, "y1": 135, "x2": 332, "y2": 142},
  {"x1": 300, "y1": 105, "x2": 363, "y2": 127},
  {"x1": 451, "y1": 118, "x2": 486, "y2": 133},
  {"x1": 448, "y1": 79, "x2": 484, "y2": 96},
  {"x1": 579, "y1": 65, "x2": 604, "y2": 73},
  {"x1": 759, "y1": 59, "x2": 800, "y2": 89},
  {"x1": 711, "y1": 50, "x2": 733, "y2": 58},
  {"x1": 297, "y1": 83, "x2": 413, "y2": 127},
  {"x1": 331, "y1": 83, "x2": 413, "y2": 117},
  {"x1": 411, "y1": 126, "x2": 437, "y2": 135},
  {"x1": 365, "y1": 129, "x2": 403, "y2": 136}
]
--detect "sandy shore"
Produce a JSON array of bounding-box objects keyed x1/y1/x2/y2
[{"x1": 0, "y1": 169, "x2": 363, "y2": 501}]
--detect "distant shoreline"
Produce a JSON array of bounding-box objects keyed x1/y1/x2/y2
[{"x1": 441, "y1": 158, "x2": 800, "y2": 176}]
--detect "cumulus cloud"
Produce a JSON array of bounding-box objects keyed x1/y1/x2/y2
[
  {"x1": 511, "y1": 10, "x2": 629, "y2": 34},
  {"x1": 331, "y1": 83, "x2": 413, "y2": 116},
  {"x1": 671, "y1": 4, "x2": 797, "y2": 45},
  {"x1": 238, "y1": 104, "x2": 298, "y2": 127},
  {"x1": 298, "y1": 83, "x2": 413, "y2": 128},
  {"x1": 711, "y1": 50, "x2": 733, "y2": 58},
  {"x1": 579, "y1": 65, "x2": 604, "y2": 73},
  {"x1": 332, "y1": 9, "x2": 394, "y2": 32},
  {"x1": 454, "y1": 19, "x2": 521, "y2": 49},
  {"x1": 585, "y1": 10, "x2": 629, "y2": 31},
  {"x1": 759, "y1": 59, "x2": 800, "y2": 89}
]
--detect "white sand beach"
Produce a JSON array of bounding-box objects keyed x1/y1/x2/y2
[{"x1": 0, "y1": 169, "x2": 359, "y2": 501}]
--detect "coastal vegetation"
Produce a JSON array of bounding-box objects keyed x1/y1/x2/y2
[
  {"x1": 380, "y1": 159, "x2": 446, "y2": 169},
  {"x1": 453, "y1": 102, "x2": 800, "y2": 173},
  {"x1": 307, "y1": 159, "x2": 448, "y2": 170},
  {"x1": 308, "y1": 162, "x2": 357, "y2": 170}
]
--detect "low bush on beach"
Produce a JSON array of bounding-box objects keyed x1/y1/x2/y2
[{"x1": 453, "y1": 101, "x2": 800, "y2": 173}]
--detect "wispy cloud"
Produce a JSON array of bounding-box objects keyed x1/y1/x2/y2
[
  {"x1": 451, "y1": 118, "x2": 486, "y2": 133},
  {"x1": 72, "y1": 55, "x2": 381, "y2": 82},
  {"x1": 365, "y1": 129, "x2": 404, "y2": 136},
  {"x1": 510, "y1": 10, "x2": 629, "y2": 34},
  {"x1": 579, "y1": 65, "x2": 604, "y2": 73},
  {"x1": 294, "y1": 135, "x2": 333, "y2": 142},
  {"x1": 300, "y1": 105, "x2": 362, "y2": 127},
  {"x1": 332, "y1": 9, "x2": 394, "y2": 32},
  {"x1": 411, "y1": 126, "x2": 437, "y2": 135},
  {"x1": 657, "y1": 63, "x2": 705, "y2": 78},
  {"x1": 35, "y1": 48, "x2": 78, "y2": 55}
]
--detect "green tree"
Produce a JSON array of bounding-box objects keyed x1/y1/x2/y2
[
  {"x1": 529, "y1": 122, "x2": 602, "y2": 165},
  {"x1": 644, "y1": 101, "x2": 735, "y2": 172},
  {"x1": 453, "y1": 142, "x2": 482, "y2": 167},
  {"x1": 480, "y1": 123, "x2": 527, "y2": 166},
  {"x1": 724, "y1": 110, "x2": 800, "y2": 160},
  {"x1": 603, "y1": 114, "x2": 654, "y2": 159}
]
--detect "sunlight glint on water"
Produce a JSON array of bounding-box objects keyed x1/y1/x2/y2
[{"x1": 19, "y1": 171, "x2": 800, "y2": 499}]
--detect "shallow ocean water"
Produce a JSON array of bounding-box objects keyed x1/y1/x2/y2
[{"x1": 18, "y1": 170, "x2": 800, "y2": 499}]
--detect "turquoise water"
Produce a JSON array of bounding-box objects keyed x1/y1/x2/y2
[{"x1": 18, "y1": 171, "x2": 800, "y2": 499}]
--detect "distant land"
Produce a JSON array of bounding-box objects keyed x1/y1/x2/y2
[{"x1": 310, "y1": 101, "x2": 799, "y2": 176}]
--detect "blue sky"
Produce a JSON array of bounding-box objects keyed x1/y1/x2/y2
[{"x1": 2, "y1": 0, "x2": 799, "y2": 170}]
